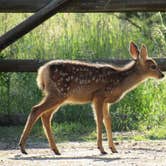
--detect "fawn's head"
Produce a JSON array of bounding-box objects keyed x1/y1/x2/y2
[{"x1": 129, "y1": 41, "x2": 164, "y2": 79}]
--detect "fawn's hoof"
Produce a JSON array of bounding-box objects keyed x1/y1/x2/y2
[
  {"x1": 20, "y1": 148, "x2": 28, "y2": 155},
  {"x1": 98, "y1": 147, "x2": 107, "y2": 155},
  {"x1": 19, "y1": 143, "x2": 28, "y2": 154},
  {"x1": 52, "y1": 149, "x2": 61, "y2": 155},
  {"x1": 110, "y1": 147, "x2": 118, "y2": 153},
  {"x1": 101, "y1": 151, "x2": 108, "y2": 155}
]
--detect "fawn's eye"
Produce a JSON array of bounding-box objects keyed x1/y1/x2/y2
[{"x1": 150, "y1": 65, "x2": 157, "y2": 70}]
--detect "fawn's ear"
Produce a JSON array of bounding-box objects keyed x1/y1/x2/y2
[
  {"x1": 140, "y1": 44, "x2": 148, "y2": 61},
  {"x1": 129, "y1": 41, "x2": 140, "y2": 60}
]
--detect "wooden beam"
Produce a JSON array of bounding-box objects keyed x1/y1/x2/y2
[
  {"x1": 0, "y1": 0, "x2": 166, "y2": 13},
  {"x1": 0, "y1": 0, "x2": 69, "y2": 52},
  {"x1": 0, "y1": 60, "x2": 45, "y2": 72},
  {"x1": 0, "y1": 58, "x2": 166, "y2": 72}
]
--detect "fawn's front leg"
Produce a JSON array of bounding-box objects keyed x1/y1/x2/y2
[
  {"x1": 92, "y1": 96, "x2": 107, "y2": 154},
  {"x1": 103, "y1": 103, "x2": 118, "y2": 153}
]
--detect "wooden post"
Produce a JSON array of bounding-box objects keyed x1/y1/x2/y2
[{"x1": 0, "y1": 0, "x2": 69, "y2": 52}]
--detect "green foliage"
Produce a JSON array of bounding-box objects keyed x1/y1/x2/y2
[
  {"x1": 52, "y1": 122, "x2": 95, "y2": 142},
  {"x1": 111, "y1": 79, "x2": 166, "y2": 131},
  {"x1": 0, "y1": 13, "x2": 166, "y2": 137}
]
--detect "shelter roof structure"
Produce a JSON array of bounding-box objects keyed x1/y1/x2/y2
[{"x1": 0, "y1": 0, "x2": 166, "y2": 72}]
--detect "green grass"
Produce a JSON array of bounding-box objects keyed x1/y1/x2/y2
[
  {"x1": 0, "y1": 122, "x2": 95, "y2": 144},
  {"x1": 147, "y1": 127, "x2": 166, "y2": 140},
  {"x1": 0, "y1": 121, "x2": 165, "y2": 146}
]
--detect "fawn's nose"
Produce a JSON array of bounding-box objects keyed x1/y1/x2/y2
[{"x1": 160, "y1": 72, "x2": 165, "y2": 79}]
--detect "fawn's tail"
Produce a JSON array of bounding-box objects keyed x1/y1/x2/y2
[{"x1": 36, "y1": 64, "x2": 50, "y2": 91}]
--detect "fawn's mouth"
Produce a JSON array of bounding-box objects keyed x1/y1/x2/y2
[{"x1": 159, "y1": 72, "x2": 165, "y2": 79}]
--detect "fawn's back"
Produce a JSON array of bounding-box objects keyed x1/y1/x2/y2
[{"x1": 37, "y1": 60, "x2": 125, "y2": 104}]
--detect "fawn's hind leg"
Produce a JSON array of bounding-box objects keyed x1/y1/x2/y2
[
  {"x1": 41, "y1": 109, "x2": 61, "y2": 155},
  {"x1": 19, "y1": 95, "x2": 63, "y2": 154},
  {"x1": 103, "y1": 103, "x2": 117, "y2": 153}
]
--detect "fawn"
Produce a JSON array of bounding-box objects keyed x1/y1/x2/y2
[{"x1": 19, "y1": 42, "x2": 164, "y2": 155}]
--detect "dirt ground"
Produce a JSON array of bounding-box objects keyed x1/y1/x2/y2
[{"x1": 0, "y1": 140, "x2": 166, "y2": 166}]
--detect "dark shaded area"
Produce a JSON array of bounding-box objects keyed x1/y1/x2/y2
[{"x1": 0, "y1": 113, "x2": 26, "y2": 126}]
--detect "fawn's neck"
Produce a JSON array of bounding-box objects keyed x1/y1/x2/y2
[{"x1": 118, "y1": 63, "x2": 147, "y2": 93}]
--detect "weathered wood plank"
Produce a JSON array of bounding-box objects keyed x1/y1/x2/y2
[
  {"x1": 0, "y1": 0, "x2": 166, "y2": 13},
  {"x1": 0, "y1": 58, "x2": 166, "y2": 72}
]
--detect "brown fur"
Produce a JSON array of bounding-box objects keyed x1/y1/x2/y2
[{"x1": 19, "y1": 42, "x2": 164, "y2": 155}]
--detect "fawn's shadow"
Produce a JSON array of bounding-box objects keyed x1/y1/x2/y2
[
  {"x1": 11, "y1": 154, "x2": 122, "y2": 163},
  {"x1": 132, "y1": 147, "x2": 166, "y2": 153}
]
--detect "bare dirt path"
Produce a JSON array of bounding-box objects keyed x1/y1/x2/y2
[{"x1": 0, "y1": 140, "x2": 166, "y2": 166}]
